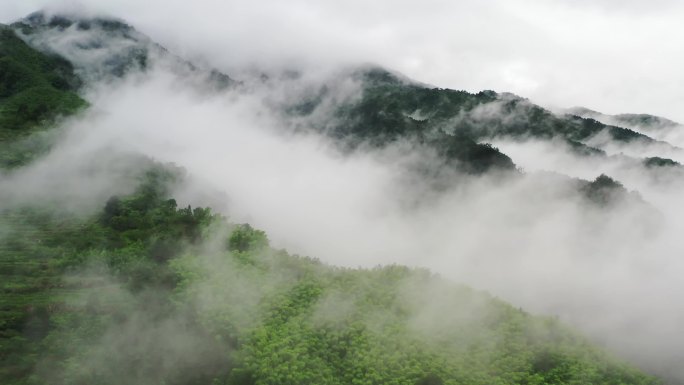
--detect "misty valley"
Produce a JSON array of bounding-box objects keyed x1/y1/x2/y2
[{"x1": 2, "y1": 10, "x2": 684, "y2": 385}]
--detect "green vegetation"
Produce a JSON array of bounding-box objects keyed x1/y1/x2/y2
[
  {"x1": 0, "y1": 166, "x2": 220, "y2": 384},
  {"x1": 0, "y1": 19, "x2": 665, "y2": 385},
  {"x1": 13, "y1": 12, "x2": 151, "y2": 79},
  {"x1": 291, "y1": 67, "x2": 665, "y2": 175},
  {"x1": 429, "y1": 134, "x2": 516, "y2": 174},
  {"x1": 182, "y1": 247, "x2": 657, "y2": 385},
  {"x1": 0, "y1": 25, "x2": 86, "y2": 168},
  {"x1": 325, "y1": 68, "x2": 516, "y2": 174},
  {"x1": 11, "y1": 12, "x2": 239, "y2": 92},
  {"x1": 613, "y1": 114, "x2": 679, "y2": 131},
  {"x1": 579, "y1": 174, "x2": 632, "y2": 206},
  {"x1": 644, "y1": 156, "x2": 681, "y2": 168},
  {"x1": 0, "y1": 166, "x2": 659, "y2": 385}
]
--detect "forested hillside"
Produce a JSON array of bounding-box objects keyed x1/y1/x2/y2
[
  {"x1": 0, "y1": 24, "x2": 85, "y2": 167},
  {"x1": 288, "y1": 67, "x2": 660, "y2": 161},
  {"x1": 0, "y1": 166, "x2": 659, "y2": 385},
  {"x1": 0, "y1": 11, "x2": 674, "y2": 385}
]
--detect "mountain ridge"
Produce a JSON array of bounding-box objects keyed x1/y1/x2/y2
[
  {"x1": 2, "y1": 11, "x2": 662, "y2": 206},
  {"x1": 1, "y1": 11, "x2": 681, "y2": 384}
]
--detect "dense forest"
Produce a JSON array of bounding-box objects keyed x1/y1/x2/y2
[
  {"x1": 0, "y1": 167, "x2": 659, "y2": 385},
  {"x1": 0, "y1": 24, "x2": 85, "y2": 168},
  {"x1": 0, "y1": 14, "x2": 672, "y2": 385}
]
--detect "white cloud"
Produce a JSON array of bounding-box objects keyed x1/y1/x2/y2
[
  {"x1": 3, "y1": 64, "x2": 677, "y2": 378},
  {"x1": 2, "y1": 0, "x2": 684, "y2": 121},
  {"x1": 4, "y1": 0, "x2": 684, "y2": 380}
]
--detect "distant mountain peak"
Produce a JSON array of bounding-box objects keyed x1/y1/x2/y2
[
  {"x1": 566, "y1": 106, "x2": 682, "y2": 135},
  {"x1": 10, "y1": 10, "x2": 237, "y2": 90},
  {"x1": 10, "y1": 11, "x2": 152, "y2": 83},
  {"x1": 21, "y1": 10, "x2": 132, "y2": 31}
]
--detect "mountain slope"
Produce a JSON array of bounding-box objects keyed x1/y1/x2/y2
[
  {"x1": 334, "y1": 68, "x2": 658, "y2": 150},
  {"x1": 0, "y1": 24, "x2": 85, "y2": 167},
  {"x1": 11, "y1": 11, "x2": 237, "y2": 89},
  {"x1": 566, "y1": 107, "x2": 684, "y2": 163},
  {"x1": 1, "y1": 10, "x2": 681, "y2": 385},
  {"x1": 0, "y1": 24, "x2": 84, "y2": 136},
  {"x1": 567, "y1": 107, "x2": 682, "y2": 136},
  {"x1": 280, "y1": 65, "x2": 680, "y2": 180},
  {"x1": 0, "y1": 169, "x2": 659, "y2": 385}
]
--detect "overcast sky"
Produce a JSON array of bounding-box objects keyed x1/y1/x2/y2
[{"x1": 2, "y1": 0, "x2": 684, "y2": 121}]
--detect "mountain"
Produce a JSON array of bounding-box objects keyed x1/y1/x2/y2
[
  {"x1": 0, "y1": 166, "x2": 658, "y2": 385},
  {"x1": 274, "y1": 66, "x2": 666, "y2": 204},
  {"x1": 1, "y1": 10, "x2": 679, "y2": 385},
  {"x1": 11, "y1": 11, "x2": 237, "y2": 89},
  {"x1": 567, "y1": 107, "x2": 682, "y2": 137},
  {"x1": 5, "y1": 12, "x2": 677, "y2": 192},
  {"x1": 0, "y1": 23, "x2": 85, "y2": 167},
  {"x1": 565, "y1": 107, "x2": 684, "y2": 164},
  {"x1": 287, "y1": 66, "x2": 655, "y2": 152}
]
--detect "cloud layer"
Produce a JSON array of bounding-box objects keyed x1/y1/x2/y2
[
  {"x1": 2, "y1": 62, "x2": 680, "y2": 379},
  {"x1": 3, "y1": 1, "x2": 684, "y2": 381},
  {"x1": 2, "y1": 0, "x2": 684, "y2": 121}
]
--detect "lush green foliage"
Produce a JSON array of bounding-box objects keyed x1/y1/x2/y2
[
  {"x1": 0, "y1": 25, "x2": 86, "y2": 168},
  {"x1": 0, "y1": 168, "x2": 659, "y2": 385},
  {"x1": 177, "y1": 248, "x2": 657, "y2": 385},
  {"x1": 0, "y1": 21, "x2": 665, "y2": 385},
  {"x1": 0, "y1": 167, "x2": 220, "y2": 384}
]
